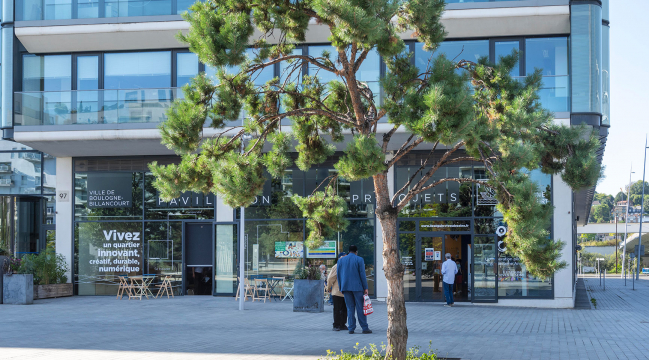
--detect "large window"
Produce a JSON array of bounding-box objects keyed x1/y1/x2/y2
[
  {"x1": 526, "y1": 38, "x2": 569, "y2": 112},
  {"x1": 23, "y1": 55, "x2": 72, "y2": 92},
  {"x1": 104, "y1": 52, "x2": 171, "y2": 89},
  {"x1": 177, "y1": 52, "x2": 199, "y2": 88}
]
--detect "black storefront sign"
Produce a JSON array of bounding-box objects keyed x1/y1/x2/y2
[{"x1": 87, "y1": 172, "x2": 133, "y2": 208}]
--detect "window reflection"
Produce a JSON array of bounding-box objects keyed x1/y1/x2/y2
[
  {"x1": 495, "y1": 40, "x2": 520, "y2": 76},
  {"x1": 176, "y1": 53, "x2": 199, "y2": 88},
  {"x1": 415, "y1": 40, "x2": 489, "y2": 74}
]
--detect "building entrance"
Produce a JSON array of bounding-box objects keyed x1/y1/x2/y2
[
  {"x1": 400, "y1": 233, "x2": 471, "y2": 302},
  {"x1": 184, "y1": 223, "x2": 213, "y2": 295}
]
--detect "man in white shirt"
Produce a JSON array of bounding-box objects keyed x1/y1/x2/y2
[{"x1": 441, "y1": 253, "x2": 458, "y2": 307}]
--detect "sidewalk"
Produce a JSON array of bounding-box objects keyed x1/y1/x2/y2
[{"x1": 1, "y1": 277, "x2": 648, "y2": 360}]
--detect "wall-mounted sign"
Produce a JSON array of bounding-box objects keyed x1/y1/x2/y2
[
  {"x1": 420, "y1": 220, "x2": 470, "y2": 232},
  {"x1": 396, "y1": 192, "x2": 459, "y2": 204},
  {"x1": 424, "y1": 248, "x2": 435, "y2": 261},
  {"x1": 252, "y1": 244, "x2": 259, "y2": 271},
  {"x1": 87, "y1": 172, "x2": 133, "y2": 208},
  {"x1": 155, "y1": 191, "x2": 214, "y2": 208},
  {"x1": 307, "y1": 240, "x2": 337, "y2": 259},
  {"x1": 57, "y1": 190, "x2": 70, "y2": 202},
  {"x1": 434, "y1": 251, "x2": 441, "y2": 260},
  {"x1": 476, "y1": 183, "x2": 498, "y2": 206},
  {"x1": 275, "y1": 241, "x2": 303, "y2": 259}
]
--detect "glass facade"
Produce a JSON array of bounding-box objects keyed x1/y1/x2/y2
[
  {"x1": 15, "y1": 36, "x2": 570, "y2": 127},
  {"x1": 395, "y1": 152, "x2": 554, "y2": 300},
  {"x1": 17, "y1": 0, "x2": 191, "y2": 21},
  {"x1": 71, "y1": 156, "x2": 376, "y2": 297},
  {"x1": 0, "y1": 142, "x2": 56, "y2": 258},
  {"x1": 571, "y1": 3, "x2": 603, "y2": 114}
]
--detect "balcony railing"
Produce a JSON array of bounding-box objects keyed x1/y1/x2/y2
[
  {"x1": 17, "y1": 0, "x2": 194, "y2": 21},
  {"x1": 14, "y1": 88, "x2": 180, "y2": 126},
  {"x1": 14, "y1": 76, "x2": 568, "y2": 127}
]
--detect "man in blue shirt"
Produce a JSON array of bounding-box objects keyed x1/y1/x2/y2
[
  {"x1": 441, "y1": 253, "x2": 458, "y2": 307},
  {"x1": 336, "y1": 245, "x2": 372, "y2": 334}
]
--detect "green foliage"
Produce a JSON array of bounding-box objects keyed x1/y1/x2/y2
[
  {"x1": 335, "y1": 135, "x2": 385, "y2": 181},
  {"x1": 0, "y1": 243, "x2": 9, "y2": 256},
  {"x1": 322, "y1": 343, "x2": 438, "y2": 360},
  {"x1": 578, "y1": 233, "x2": 599, "y2": 243},
  {"x1": 590, "y1": 204, "x2": 612, "y2": 224},
  {"x1": 579, "y1": 239, "x2": 616, "y2": 247},
  {"x1": 18, "y1": 248, "x2": 68, "y2": 285},
  {"x1": 294, "y1": 262, "x2": 322, "y2": 280},
  {"x1": 293, "y1": 185, "x2": 349, "y2": 249},
  {"x1": 580, "y1": 252, "x2": 619, "y2": 272}
]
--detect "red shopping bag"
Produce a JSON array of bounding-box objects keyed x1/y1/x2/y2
[{"x1": 363, "y1": 295, "x2": 374, "y2": 316}]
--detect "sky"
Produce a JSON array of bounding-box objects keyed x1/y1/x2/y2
[{"x1": 597, "y1": 1, "x2": 649, "y2": 196}]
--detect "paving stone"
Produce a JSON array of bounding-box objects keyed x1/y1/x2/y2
[{"x1": 1, "y1": 277, "x2": 647, "y2": 359}]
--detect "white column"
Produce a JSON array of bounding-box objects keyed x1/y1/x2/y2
[
  {"x1": 216, "y1": 195, "x2": 234, "y2": 222},
  {"x1": 552, "y1": 174, "x2": 574, "y2": 304},
  {"x1": 55, "y1": 157, "x2": 73, "y2": 283}
]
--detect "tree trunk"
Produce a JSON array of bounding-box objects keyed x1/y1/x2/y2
[{"x1": 373, "y1": 173, "x2": 408, "y2": 360}]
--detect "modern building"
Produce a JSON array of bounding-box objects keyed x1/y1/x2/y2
[{"x1": 0, "y1": 0, "x2": 609, "y2": 307}]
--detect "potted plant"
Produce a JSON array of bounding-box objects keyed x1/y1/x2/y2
[
  {"x1": 19, "y1": 249, "x2": 71, "y2": 300},
  {"x1": 292, "y1": 263, "x2": 324, "y2": 313},
  {"x1": 3, "y1": 256, "x2": 33, "y2": 305},
  {"x1": 0, "y1": 245, "x2": 10, "y2": 304}
]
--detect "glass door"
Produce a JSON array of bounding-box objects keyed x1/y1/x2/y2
[
  {"x1": 472, "y1": 235, "x2": 497, "y2": 302},
  {"x1": 420, "y1": 235, "x2": 443, "y2": 302},
  {"x1": 399, "y1": 233, "x2": 417, "y2": 301},
  {"x1": 399, "y1": 233, "x2": 443, "y2": 302}
]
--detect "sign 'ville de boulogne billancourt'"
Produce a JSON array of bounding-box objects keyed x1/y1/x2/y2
[{"x1": 87, "y1": 172, "x2": 133, "y2": 208}]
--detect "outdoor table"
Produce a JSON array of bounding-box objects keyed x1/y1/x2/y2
[
  {"x1": 266, "y1": 277, "x2": 284, "y2": 301},
  {"x1": 129, "y1": 275, "x2": 156, "y2": 300}
]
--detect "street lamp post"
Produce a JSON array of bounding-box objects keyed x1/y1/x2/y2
[
  {"x1": 615, "y1": 215, "x2": 618, "y2": 274},
  {"x1": 621, "y1": 167, "x2": 634, "y2": 280},
  {"x1": 635, "y1": 135, "x2": 648, "y2": 280},
  {"x1": 239, "y1": 134, "x2": 252, "y2": 311}
]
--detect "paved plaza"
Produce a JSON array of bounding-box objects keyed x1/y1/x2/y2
[{"x1": 2, "y1": 277, "x2": 649, "y2": 360}]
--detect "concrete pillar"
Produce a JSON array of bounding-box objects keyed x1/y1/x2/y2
[
  {"x1": 552, "y1": 173, "x2": 574, "y2": 306},
  {"x1": 55, "y1": 157, "x2": 73, "y2": 283}
]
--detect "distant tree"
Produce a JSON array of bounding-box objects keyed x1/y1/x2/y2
[
  {"x1": 590, "y1": 204, "x2": 611, "y2": 223},
  {"x1": 629, "y1": 181, "x2": 649, "y2": 209},
  {"x1": 615, "y1": 191, "x2": 627, "y2": 203}
]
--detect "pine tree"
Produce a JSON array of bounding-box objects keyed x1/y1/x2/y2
[{"x1": 150, "y1": 1, "x2": 601, "y2": 358}]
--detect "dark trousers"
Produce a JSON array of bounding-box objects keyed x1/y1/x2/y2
[
  {"x1": 443, "y1": 281, "x2": 454, "y2": 305},
  {"x1": 332, "y1": 295, "x2": 347, "y2": 328},
  {"x1": 343, "y1": 291, "x2": 369, "y2": 332}
]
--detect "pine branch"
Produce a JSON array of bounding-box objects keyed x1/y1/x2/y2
[{"x1": 386, "y1": 136, "x2": 425, "y2": 168}]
